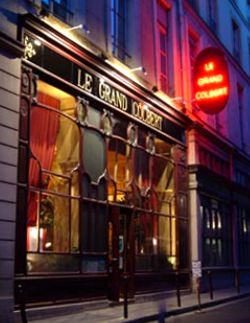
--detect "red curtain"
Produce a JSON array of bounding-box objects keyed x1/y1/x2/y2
[{"x1": 28, "y1": 92, "x2": 60, "y2": 226}]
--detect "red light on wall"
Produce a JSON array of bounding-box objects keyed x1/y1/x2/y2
[{"x1": 193, "y1": 48, "x2": 229, "y2": 114}]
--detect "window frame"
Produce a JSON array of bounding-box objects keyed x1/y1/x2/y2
[
  {"x1": 156, "y1": 1, "x2": 171, "y2": 94},
  {"x1": 232, "y1": 19, "x2": 241, "y2": 61},
  {"x1": 111, "y1": 0, "x2": 128, "y2": 62}
]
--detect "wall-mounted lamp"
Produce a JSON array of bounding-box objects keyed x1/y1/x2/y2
[
  {"x1": 66, "y1": 24, "x2": 90, "y2": 34},
  {"x1": 130, "y1": 66, "x2": 147, "y2": 76},
  {"x1": 99, "y1": 52, "x2": 109, "y2": 62},
  {"x1": 171, "y1": 97, "x2": 187, "y2": 113},
  {"x1": 38, "y1": 7, "x2": 50, "y2": 18}
]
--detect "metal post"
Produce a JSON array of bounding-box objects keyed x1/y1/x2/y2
[
  {"x1": 208, "y1": 270, "x2": 213, "y2": 300},
  {"x1": 235, "y1": 269, "x2": 240, "y2": 294},
  {"x1": 17, "y1": 284, "x2": 28, "y2": 323},
  {"x1": 196, "y1": 277, "x2": 201, "y2": 311},
  {"x1": 176, "y1": 272, "x2": 181, "y2": 307},
  {"x1": 123, "y1": 211, "x2": 129, "y2": 319},
  {"x1": 123, "y1": 274, "x2": 128, "y2": 319}
]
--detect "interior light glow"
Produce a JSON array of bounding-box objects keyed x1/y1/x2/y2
[
  {"x1": 45, "y1": 242, "x2": 52, "y2": 248},
  {"x1": 152, "y1": 237, "x2": 157, "y2": 246},
  {"x1": 34, "y1": 39, "x2": 42, "y2": 46},
  {"x1": 30, "y1": 226, "x2": 38, "y2": 239}
]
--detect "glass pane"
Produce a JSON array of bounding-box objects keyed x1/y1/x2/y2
[
  {"x1": 137, "y1": 128, "x2": 147, "y2": 147},
  {"x1": 71, "y1": 197, "x2": 79, "y2": 252},
  {"x1": 108, "y1": 137, "x2": 132, "y2": 201},
  {"x1": 82, "y1": 255, "x2": 106, "y2": 273},
  {"x1": 98, "y1": 178, "x2": 107, "y2": 200},
  {"x1": 107, "y1": 137, "x2": 116, "y2": 179},
  {"x1": 117, "y1": 143, "x2": 130, "y2": 185},
  {"x1": 112, "y1": 118, "x2": 127, "y2": 138},
  {"x1": 27, "y1": 193, "x2": 71, "y2": 253},
  {"x1": 87, "y1": 105, "x2": 101, "y2": 127},
  {"x1": 108, "y1": 180, "x2": 116, "y2": 202},
  {"x1": 134, "y1": 148, "x2": 150, "y2": 189},
  {"x1": 160, "y1": 32, "x2": 166, "y2": 52},
  {"x1": 27, "y1": 253, "x2": 79, "y2": 273},
  {"x1": 83, "y1": 129, "x2": 106, "y2": 182},
  {"x1": 160, "y1": 76, "x2": 167, "y2": 93},
  {"x1": 44, "y1": 194, "x2": 70, "y2": 252},
  {"x1": 81, "y1": 203, "x2": 107, "y2": 253},
  {"x1": 27, "y1": 84, "x2": 79, "y2": 261},
  {"x1": 152, "y1": 156, "x2": 174, "y2": 204},
  {"x1": 160, "y1": 54, "x2": 167, "y2": 74}
]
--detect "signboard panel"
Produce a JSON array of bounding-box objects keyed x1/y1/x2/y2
[
  {"x1": 193, "y1": 47, "x2": 229, "y2": 114},
  {"x1": 192, "y1": 260, "x2": 202, "y2": 278},
  {"x1": 24, "y1": 33, "x2": 186, "y2": 143}
]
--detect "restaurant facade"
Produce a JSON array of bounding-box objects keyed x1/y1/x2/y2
[
  {"x1": 1, "y1": 1, "x2": 250, "y2": 322},
  {"x1": 14, "y1": 13, "x2": 190, "y2": 305}
]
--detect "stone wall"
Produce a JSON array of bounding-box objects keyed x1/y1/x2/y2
[{"x1": 0, "y1": 32, "x2": 23, "y2": 323}]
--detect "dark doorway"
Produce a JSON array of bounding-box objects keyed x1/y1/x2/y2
[{"x1": 108, "y1": 205, "x2": 135, "y2": 301}]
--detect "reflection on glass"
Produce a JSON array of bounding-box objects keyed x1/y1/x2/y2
[
  {"x1": 27, "y1": 82, "x2": 80, "y2": 271},
  {"x1": 107, "y1": 137, "x2": 132, "y2": 202},
  {"x1": 134, "y1": 149, "x2": 149, "y2": 189},
  {"x1": 83, "y1": 129, "x2": 106, "y2": 182}
]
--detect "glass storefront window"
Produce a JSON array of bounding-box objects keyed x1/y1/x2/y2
[
  {"x1": 23, "y1": 79, "x2": 187, "y2": 274},
  {"x1": 238, "y1": 207, "x2": 250, "y2": 266},
  {"x1": 201, "y1": 197, "x2": 232, "y2": 267}
]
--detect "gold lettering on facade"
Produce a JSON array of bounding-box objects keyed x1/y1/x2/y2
[
  {"x1": 132, "y1": 102, "x2": 163, "y2": 130},
  {"x1": 77, "y1": 69, "x2": 93, "y2": 93},
  {"x1": 98, "y1": 81, "x2": 128, "y2": 111}
]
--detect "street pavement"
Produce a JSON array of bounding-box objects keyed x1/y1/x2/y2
[
  {"x1": 14, "y1": 286, "x2": 250, "y2": 323},
  {"x1": 166, "y1": 297, "x2": 250, "y2": 323}
]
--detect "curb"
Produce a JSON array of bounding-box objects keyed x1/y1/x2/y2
[
  {"x1": 15, "y1": 299, "x2": 110, "y2": 322},
  {"x1": 124, "y1": 292, "x2": 250, "y2": 323}
]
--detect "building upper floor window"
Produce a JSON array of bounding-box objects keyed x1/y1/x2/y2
[
  {"x1": 188, "y1": 32, "x2": 199, "y2": 111},
  {"x1": 41, "y1": 0, "x2": 72, "y2": 24},
  {"x1": 201, "y1": 197, "x2": 232, "y2": 267},
  {"x1": 248, "y1": 42, "x2": 250, "y2": 74},
  {"x1": 187, "y1": 0, "x2": 199, "y2": 11},
  {"x1": 232, "y1": 19, "x2": 241, "y2": 61},
  {"x1": 207, "y1": 0, "x2": 217, "y2": 32},
  {"x1": 237, "y1": 84, "x2": 245, "y2": 149},
  {"x1": 188, "y1": 33, "x2": 199, "y2": 69},
  {"x1": 238, "y1": 207, "x2": 250, "y2": 266},
  {"x1": 157, "y1": 1, "x2": 170, "y2": 93},
  {"x1": 111, "y1": 0, "x2": 127, "y2": 62}
]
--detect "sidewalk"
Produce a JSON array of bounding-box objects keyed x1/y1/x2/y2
[{"x1": 15, "y1": 286, "x2": 250, "y2": 323}]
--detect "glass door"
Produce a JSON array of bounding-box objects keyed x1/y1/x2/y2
[{"x1": 108, "y1": 206, "x2": 134, "y2": 301}]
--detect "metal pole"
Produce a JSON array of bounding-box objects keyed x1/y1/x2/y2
[
  {"x1": 196, "y1": 277, "x2": 201, "y2": 311},
  {"x1": 123, "y1": 213, "x2": 128, "y2": 319},
  {"x1": 123, "y1": 274, "x2": 128, "y2": 319},
  {"x1": 176, "y1": 272, "x2": 181, "y2": 307},
  {"x1": 208, "y1": 270, "x2": 213, "y2": 300},
  {"x1": 235, "y1": 269, "x2": 240, "y2": 294},
  {"x1": 17, "y1": 284, "x2": 28, "y2": 323}
]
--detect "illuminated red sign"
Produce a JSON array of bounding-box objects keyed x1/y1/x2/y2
[{"x1": 193, "y1": 47, "x2": 229, "y2": 114}]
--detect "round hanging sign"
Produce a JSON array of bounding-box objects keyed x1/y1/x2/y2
[{"x1": 193, "y1": 47, "x2": 229, "y2": 114}]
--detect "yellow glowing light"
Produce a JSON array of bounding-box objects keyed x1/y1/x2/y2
[
  {"x1": 152, "y1": 237, "x2": 158, "y2": 246},
  {"x1": 195, "y1": 87, "x2": 228, "y2": 100},
  {"x1": 30, "y1": 226, "x2": 38, "y2": 239}
]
